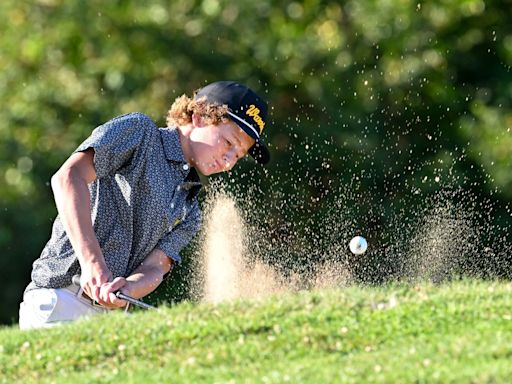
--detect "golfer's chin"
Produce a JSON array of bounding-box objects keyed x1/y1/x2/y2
[{"x1": 195, "y1": 162, "x2": 223, "y2": 176}]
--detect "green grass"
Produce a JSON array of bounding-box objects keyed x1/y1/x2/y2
[{"x1": 1, "y1": 280, "x2": 512, "y2": 383}]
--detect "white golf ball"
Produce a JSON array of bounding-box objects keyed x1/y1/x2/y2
[{"x1": 349, "y1": 236, "x2": 368, "y2": 255}]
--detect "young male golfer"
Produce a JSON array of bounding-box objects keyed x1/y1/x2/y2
[{"x1": 19, "y1": 81, "x2": 270, "y2": 329}]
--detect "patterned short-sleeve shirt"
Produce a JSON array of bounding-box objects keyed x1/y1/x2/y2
[{"x1": 28, "y1": 112, "x2": 202, "y2": 290}]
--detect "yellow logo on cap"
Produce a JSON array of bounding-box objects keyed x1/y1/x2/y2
[{"x1": 246, "y1": 105, "x2": 265, "y2": 133}]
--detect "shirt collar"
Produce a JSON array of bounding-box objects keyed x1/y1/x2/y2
[
  {"x1": 160, "y1": 127, "x2": 202, "y2": 194},
  {"x1": 159, "y1": 127, "x2": 187, "y2": 163}
]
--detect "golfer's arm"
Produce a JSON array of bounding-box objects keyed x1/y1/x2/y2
[
  {"x1": 51, "y1": 149, "x2": 105, "y2": 267},
  {"x1": 124, "y1": 249, "x2": 173, "y2": 299}
]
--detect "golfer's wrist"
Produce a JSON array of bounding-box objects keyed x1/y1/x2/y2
[
  {"x1": 78, "y1": 250, "x2": 107, "y2": 269},
  {"x1": 120, "y1": 281, "x2": 136, "y2": 298}
]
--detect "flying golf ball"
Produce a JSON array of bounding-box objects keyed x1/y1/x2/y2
[{"x1": 349, "y1": 236, "x2": 368, "y2": 255}]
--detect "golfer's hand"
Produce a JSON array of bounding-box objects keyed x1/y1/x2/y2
[
  {"x1": 98, "y1": 277, "x2": 129, "y2": 309},
  {"x1": 80, "y1": 261, "x2": 112, "y2": 305}
]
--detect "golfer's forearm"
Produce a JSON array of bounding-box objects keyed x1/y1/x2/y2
[
  {"x1": 124, "y1": 249, "x2": 172, "y2": 298},
  {"x1": 125, "y1": 267, "x2": 165, "y2": 299},
  {"x1": 51, "y1": 168, "x2": 103, "y2": 265}
]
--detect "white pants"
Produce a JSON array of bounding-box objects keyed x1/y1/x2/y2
[{"x1": 19, "y1": 285, "x2": 109, "y2": 330}]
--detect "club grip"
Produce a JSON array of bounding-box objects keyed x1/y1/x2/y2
[{"x1": 71, "y1": 274, "x2": 155, "y2": 310}]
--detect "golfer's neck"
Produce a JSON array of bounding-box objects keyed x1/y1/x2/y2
[{"x1": 176, "y1": 124, "x2": 194, "y2": 165}]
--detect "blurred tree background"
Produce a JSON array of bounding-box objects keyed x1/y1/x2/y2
[{"x1": 0, "y1": 0, "x2": 510, "y2": 324}]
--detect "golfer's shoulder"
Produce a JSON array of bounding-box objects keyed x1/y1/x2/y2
[
  {"x1": 108, "y1": 112, "x2": 158, "y2": 132},
  {"x1": 92, "y1": 112, "x2": 161, "y2": 147}
]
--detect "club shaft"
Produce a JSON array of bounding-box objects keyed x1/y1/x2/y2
[{"x1": 115, "y1": 292, "x2": 155, "y2": 310}]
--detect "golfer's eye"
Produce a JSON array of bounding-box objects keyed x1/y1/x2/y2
[{"x1": 225, "y1": 138, "x2": 232, "y2": 147}]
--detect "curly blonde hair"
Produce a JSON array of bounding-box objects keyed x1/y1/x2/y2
[{"x1": 166, "y1": 92, "x2": 230, "y2": 127}]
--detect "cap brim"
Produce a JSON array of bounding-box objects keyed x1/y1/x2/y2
[
  {"x1": 248, "y1": 140, "x2": 270, "y2": 165},
  {"x1": 229, "y1": 115, "x2": 270, "y2": 165}
]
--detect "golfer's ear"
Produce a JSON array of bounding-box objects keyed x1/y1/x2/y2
[{"x1": 192, "y1": 113, "x2": 204, "y2": 128}]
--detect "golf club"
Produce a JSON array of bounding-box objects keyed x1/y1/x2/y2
[{"x1": 71, "y1": 274, "x2": 155, "y2": 310}]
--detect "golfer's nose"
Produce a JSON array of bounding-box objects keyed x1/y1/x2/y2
[{"x1": 222, "y1": 151, "x2": 238, "y2": 170}]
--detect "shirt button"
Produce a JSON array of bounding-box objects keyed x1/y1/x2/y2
[{"x1": 183, "y1": 164, "x2": 189, "y2": 171}]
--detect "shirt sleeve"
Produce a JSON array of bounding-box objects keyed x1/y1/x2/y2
[
  {"x1": 74, "y1": 112, "x2": 156, "y2": 178},
  {"x1": 156, "y1": 200, "x2": 202, "y2": 264}
]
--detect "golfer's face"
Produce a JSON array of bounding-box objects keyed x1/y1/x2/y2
[{"x1": 189, "y1": 119, "x2": 255, "y2": 175}]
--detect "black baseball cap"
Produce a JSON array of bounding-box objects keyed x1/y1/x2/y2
[{"x1": 195, "y1": 81, "x2": 270, "y2": 165}]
